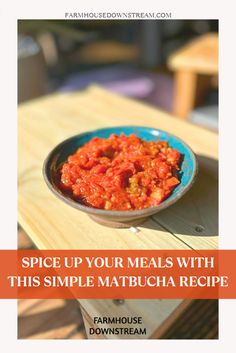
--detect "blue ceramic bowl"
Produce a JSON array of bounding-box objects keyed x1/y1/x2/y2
[{"x1": 43, "y1": 126, "x2": 197, "y2": 228}]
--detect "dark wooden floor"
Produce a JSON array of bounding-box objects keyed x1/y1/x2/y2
[
  {"x1": 17, "y1": 227, "x2": 218, "y2": 340},
  {"x1": 162, "y1": 299, "x2": 218, "y2": 339}
]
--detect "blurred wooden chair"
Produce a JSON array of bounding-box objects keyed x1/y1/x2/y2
[{"x1": 168, "y1": 33, "x2": 218, "y2": 121}]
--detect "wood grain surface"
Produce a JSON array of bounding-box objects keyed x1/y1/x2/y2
[
  {"x1": 18, "y1": 85, "x2": 218, "y2": 251},
  {"x1": 79, "y1": 298, "x2": 184, "y2": 339},
  {"x1": 18, "y1": 85, "x2": 218, "y2": 339}
]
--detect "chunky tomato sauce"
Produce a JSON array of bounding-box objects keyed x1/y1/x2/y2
[{"x1": 60, "y1": 133, "x2": 181, "y2": 210}]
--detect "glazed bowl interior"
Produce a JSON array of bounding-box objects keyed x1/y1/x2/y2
[{"x1": 43, "y1": 126, "x2": 197, "y2": 226}]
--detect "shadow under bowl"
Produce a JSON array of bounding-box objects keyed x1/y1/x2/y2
[{"x1": 43, "y1": 126, "x2": 198, "y2": 228}]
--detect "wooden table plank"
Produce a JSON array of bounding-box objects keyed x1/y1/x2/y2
[
  {"x1": 18, "y1": 85, "x2": 218, "y2": 339},
  {"x1": 79, "y1": 298, "x2": 184, "y2": 339},
  {"x1": 151, "y1": 163, "x2": 218, "y2": 249},
  {"x1": 18, "y1": 85, "x2": 218, "y2": 251}
]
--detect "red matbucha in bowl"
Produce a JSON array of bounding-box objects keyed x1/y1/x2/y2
[
  {"x1": 60, "y1": 133, "x2": 181, "y2": 211},
  {"x1": 43, "y1": 126, "x2": 197, "y2": 228}
]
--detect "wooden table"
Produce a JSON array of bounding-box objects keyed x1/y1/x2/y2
[
  {"x1": 168, "y1": 33, "x2": 218, "y2": 120},
  {"x1": 18, "y1": 85, "x2": 218, "y2": 339}
]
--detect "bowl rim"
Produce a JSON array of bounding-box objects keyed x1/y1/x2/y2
[{"x1": 43, "y1": 125, "x2": 198, "y2": 217}]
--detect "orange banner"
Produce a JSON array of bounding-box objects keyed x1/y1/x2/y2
[{"x1": 0, "y1": 250, "x2": 235, "y2": 299}]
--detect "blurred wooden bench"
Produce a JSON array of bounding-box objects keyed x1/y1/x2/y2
[{"x1": 168, "y1": 33, "x2": 218, "y2": 120}]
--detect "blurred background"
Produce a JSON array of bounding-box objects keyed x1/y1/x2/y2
[
  {"x1": 18, "y1": 19, "x2": 218, "y2": 130},
  {"x1": 18, "y1": 19, "x2": 219, "y2": 340}
]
